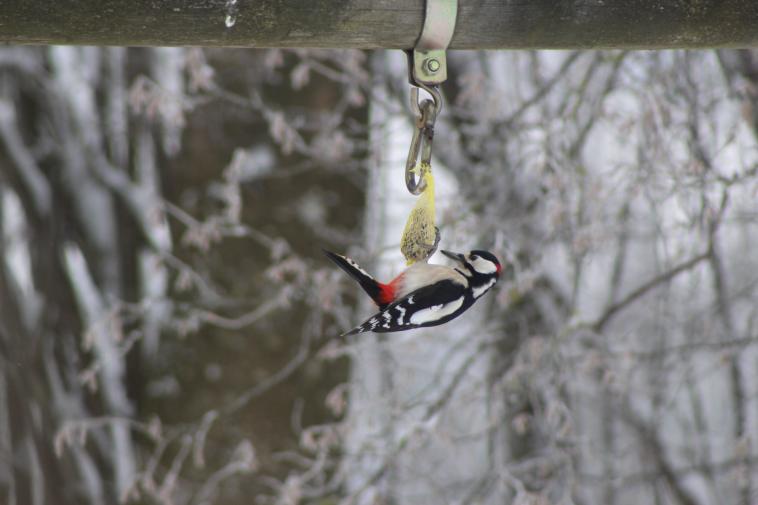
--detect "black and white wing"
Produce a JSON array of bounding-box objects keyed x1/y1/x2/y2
[{"x1": 342, "y1": 279, "x2": 470, "y2": 336}]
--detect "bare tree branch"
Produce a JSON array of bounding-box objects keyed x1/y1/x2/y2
[{"x1": 592, "y1": 251, "x2": 710, "y2": 332}]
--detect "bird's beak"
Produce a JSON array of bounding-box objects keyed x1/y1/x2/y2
[{"x1": 440, "y1": 250, "x2": 465, "y2": 264}]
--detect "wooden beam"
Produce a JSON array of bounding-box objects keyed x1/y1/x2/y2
[{"x1": 1, "y1": 0, "x2": 757, "y2": 49}]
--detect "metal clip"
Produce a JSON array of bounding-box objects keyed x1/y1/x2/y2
[
  {"x1": 404, "y1": 0, "x2": 456, "y2": 195},
  {"x1": 405, "y1": 84, "x2": 441, "y2": 195}
]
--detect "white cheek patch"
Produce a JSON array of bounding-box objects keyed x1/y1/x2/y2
[
  {"x1": 470, "y1": 257, "x2": 498, "y2": 275},
  {"x1": 472, "y1": 278, "x2": 496, "y2": 298},
  {"x1": 409, "y1": 297, "x2": 464, "y2": 325}
]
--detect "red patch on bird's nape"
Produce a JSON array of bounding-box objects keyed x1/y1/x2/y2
[{"x1": 496, "y1": 263, "x2": 502, "y2": 274}]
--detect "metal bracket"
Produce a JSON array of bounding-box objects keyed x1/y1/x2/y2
[
  {"x1": 404, "y1": 0, "x2": 456, "y2": 195},
  {"x1": 407, "y1": 0, "x2": 458, "y2": 86}
]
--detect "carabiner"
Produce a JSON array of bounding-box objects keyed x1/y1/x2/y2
[
  {"x1": 409, "y1": 83, "x2": 442, "y2": 121},
  {"x1": 405, "y1": 85, "x2": 441, "y2": 195}
]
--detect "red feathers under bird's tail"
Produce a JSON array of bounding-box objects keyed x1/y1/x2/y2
[{"x1": 324, "y1": 251, "x2": 395, "y2": 309}]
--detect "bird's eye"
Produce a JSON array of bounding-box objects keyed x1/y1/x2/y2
[{"x1": 470, "y1": 254, "x2": 479, "y2": 260}]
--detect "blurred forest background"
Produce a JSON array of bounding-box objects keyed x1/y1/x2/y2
[{"x1": 1, "y1": 46, "x2": 758, "y2": 505}]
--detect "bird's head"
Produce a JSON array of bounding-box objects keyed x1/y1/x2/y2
[{"x1": 440, "y1": 249, "x2": 502, "y2": 279}]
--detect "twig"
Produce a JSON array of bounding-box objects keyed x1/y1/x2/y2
[
  {"x1": 223, "y1": 329, "x2": 312, "y2": 415},
  {"x1": 621, "y1": 407, "x2": 703, "y2": 505},
  {"x1": 592, "y1": 251, "x2": 709, "y2": 332},
  {"x1": 0, "y1": 98, "x2": 52, "y2": 215}
]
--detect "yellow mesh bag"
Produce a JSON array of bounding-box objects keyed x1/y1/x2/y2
[{"x1": 401, "y1": 162, "x2": 438, "y2": 265}]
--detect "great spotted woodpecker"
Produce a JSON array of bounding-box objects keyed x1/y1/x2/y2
[{"x1": 325, "y1": 249, "x2": 501, "y2": 336}]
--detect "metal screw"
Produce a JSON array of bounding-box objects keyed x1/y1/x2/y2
[{"x1": 426, "y1": 58, "x2": 440, "y2": 73}]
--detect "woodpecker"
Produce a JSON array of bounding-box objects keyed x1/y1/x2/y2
[{"x1": 325, "y1": 249, "x2": 501, "y2": 336}]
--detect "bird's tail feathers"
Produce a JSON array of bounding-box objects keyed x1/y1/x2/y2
[
  {"x1": 324, "y1": 250, "x2": 391, "y2": 308},
  {"x1": 340, "y1": 315, "x2": 379, "y2": 337},
  {"x1": 340, "y1": 326, "x2": 363, "y2": 337}
]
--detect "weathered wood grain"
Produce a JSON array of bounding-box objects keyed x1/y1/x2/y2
[{"x1": 0, "y1": 0, "x2": 756, "y2": 48}]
